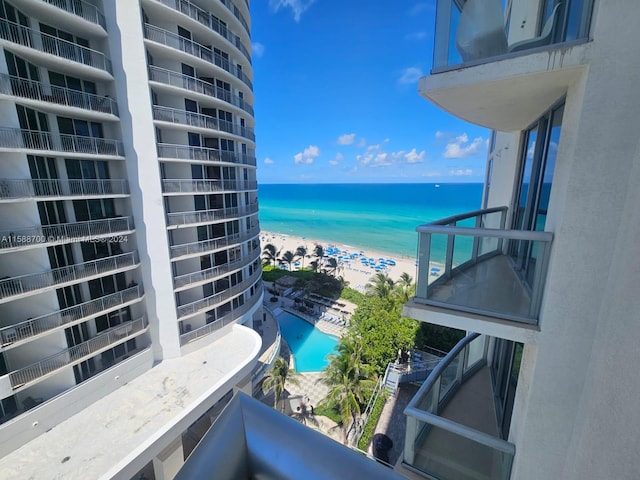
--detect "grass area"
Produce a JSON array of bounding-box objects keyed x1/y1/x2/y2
[
  {"x1": 262, "y1": 264, "x2": 346, "y2": 298},
  {"x1": 340, "y1": 287, "x2": 366, "y2": 306},
  {"x1": 357, "y1": 390, "x2": 388, "y2": 451},
  {"x1": 314, "y1": 403, "x2": 343, "y2": 424}
]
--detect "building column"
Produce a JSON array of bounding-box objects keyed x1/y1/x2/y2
[{"x1": 152, "y1": 437, "x2": 184, "y2": 480}]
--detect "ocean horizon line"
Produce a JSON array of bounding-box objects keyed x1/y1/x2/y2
[{"x1": 258, "y1": 181, "x2": 484, "y2": 186}]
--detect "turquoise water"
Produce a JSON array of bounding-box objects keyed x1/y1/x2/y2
[
  {"x1": 258, "y1": 183, "x2": 483, "y2": 259},
  {"x1": 276, "y1": 311, "x2": 338, "y2": 372}
]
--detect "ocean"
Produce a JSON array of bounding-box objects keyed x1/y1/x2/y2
[{"x1": 258, "y1": 183, "x2": 484, "y2": 259}]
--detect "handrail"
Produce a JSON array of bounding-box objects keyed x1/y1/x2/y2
[
  {"x1": 157, "y1": 143, "x2": 256, "y2": 166},
  {"x1": 0, "y1": 178, "x2": 128, "y2": 199},
  {"x1": 173, "y1": 248, "x2": 260, "y2": 289},
  {"x1": 162, "y1": 178, "x2": 257, "y2": 193},
  {"x1": 147, "y1": 66, "x2": 253, "y2": 115},
  {"x1": 0, "y1": 19, "x2": 112, "y2": 73},
  {"x1": 217, "y1": 0, "x2": 250, "y2": 36},
  {"x1": 166, "y1": 203, "x2": 258, "y2": 226},
  {"x1": 152, "y1": 105, "x2": 255, "y2": 141},
  {"x1": 169, "y1": 226, "x2": 259, "y2": 258},
  {"x1": 143, "y1": 24, "x2": 252, "y2": 89},
  {"x1": 43, "y1": 0, "x2": 107, "y2": 30},
  {"x1": 0, "y1": 127, "x2": 124, "y2": 157},
  {"x1": 0, "y1": 285, "x2": 144, "y2": 347},
  {"x1": 0, "y1": 73, "x2": 118, "y2": 115},
  {"x1": 418, "y1": 224, "x2": 553, "y2": 242},
  {"x1": 419, "y1": 206, "x2": 508, "y2": 228}
]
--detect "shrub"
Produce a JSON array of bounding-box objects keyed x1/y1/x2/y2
[{"x1": 357, "y1": 390, "x2": 388, "y2": 451}]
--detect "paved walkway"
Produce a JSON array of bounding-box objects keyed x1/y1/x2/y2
[{"x1": 374, "y1": 383, "x2": 420, "y2": 465}]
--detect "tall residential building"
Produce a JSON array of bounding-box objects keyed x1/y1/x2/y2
[
  {"x1": 400, "y1": 0, "x2": 640, "y2": 479},
  {"x1": 0, "y1": 0, "x2": 262, "y2": 477}
]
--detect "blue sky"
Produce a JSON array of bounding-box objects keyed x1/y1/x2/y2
[{"x1": 251, "y1": 0, "x2": 489, "y2": 184}]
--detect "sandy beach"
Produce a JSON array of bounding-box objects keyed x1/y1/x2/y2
[{"x1": 260, "y1": 230, "x2": 421, "y2": 292}]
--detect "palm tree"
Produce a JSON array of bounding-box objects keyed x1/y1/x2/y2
[
  {"x1": 295, "y1": 245, "x2": 308, "y2": 269},
  {"x1": 291, "y1": 400, "x2": 320, "y2": 427},
  {"x1": 280, "y1": 250, "x2": 298, "y2": 271},
  {"x1": 366, "y1": 273, "x2": 395, "y2": 297},
  {"x1": 262, "y1": 243, "x2": 280, "y2": 267},
  {"x1": 262, "y1": 356, "x2": 299, "y2": 412},
  {"x1": 309, "y1": 259, "x2": 320, "y2": 273},
  {"x1": 313, "y1": 244, "x2": 324, "y2": 261},
  {"x1": 325, "y1": 257, "x2": 338, "y2": 276}
]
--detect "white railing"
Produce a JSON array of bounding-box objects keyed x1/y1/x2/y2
[
  {"x1": 43, "y1": 0, "x2": 107, "y2": 30},
  {"x1": 169, "y1": 226, "x2": 259, "y2": 258},
  {"x1": 0, "y1": 19, "x2": 112, "y2": 73},
  {"x1": 147, "y1": 66, "x2": 253, "y2": 115},
  {"x1": 157, "y1": 143, "x2": 255, "y2": 166},
  {"x1": 152, "y1": 105, "x2": 255, "y2": 141},
  {"x1": 0, "y1": 216, "x2": 134, "y2": 250},
  {"x1": 0, "y1": 285, "x2": 143, "y2": 346},
  {"x1": 0, "y1": 178, "x2": 128, "y2": 199},
  {"x1": 143, "y1": 24, "x2": 252, "y2": 89},
  {"x1": 167, "y1": 203, "x2": 258, "y2": 227},
  {"x1": 174, "y1": 248, "x2": 260, "y2": 289},
  {"x1": 218, "y1": 0, "x2": 250, "y2": 35},
  {"x1": 0, "y1": 251, "x2": 139, "y2": 300},
  {"x1": 8, "y1": 316, "x2": 148, "y2": 389},
  {"x1": 0, "y1": 127, "x2": 124, "y2": 157},
  {"x1": 162, "y1": 178, "x2": 256, "y2": 193},
  {"x1": 0, "y1": 73, "x2": 118, "y2": 115}
]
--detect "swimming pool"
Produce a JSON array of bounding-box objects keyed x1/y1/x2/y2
[{"x1": 276, "y1": 310, "x2": 338, "y2": 372}]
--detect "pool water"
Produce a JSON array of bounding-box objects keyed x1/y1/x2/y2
[{"x1": 276, "y1": 311, "x2": 339, "y2": 372}]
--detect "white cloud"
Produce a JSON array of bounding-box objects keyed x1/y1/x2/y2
[
  {"x1": 356, "y1": 145, "x2": 426, "y2": 168},
  {"x1": 443, "y1": 133, "x2": 485, "y2": 158},
  {"x1": 294, "y1": 145, "x2": 320, "y2": 164},
  {"x1": 264, "y1": 157, "x2": 274, "y2": 165},
  {"x1": 329, "y1": 152, "x2": 343, "y2": 166},
  {"x1": 449, "y1": 168, "x2": 474, "y2": 176},
  {"x1": 398, "y1": 67, "x2": 423, "y2": 85},
  {"x1": 337, "y1": 133, "x2": 356, "y2": 145},
  {"x1": 357, "y1": 138, "x2": 367, "y2": 148},
  {"x1": 405, "y1": 148, "x2": 426, "y2": 163},
  {"x1": 435, "y1": 130, "x2": 445, "y2": 139},
  {"x1": 269, "y1": 0, "x2": 316, "y2": 22},
  {"x1": 252, "y1": 42, "x2": 265, "y2": 58}
]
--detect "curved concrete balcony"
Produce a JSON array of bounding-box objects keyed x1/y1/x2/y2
[
  {"x1": 0, "y1": 178, "x2": 129, "y2": 202},
  {"x1": 166, "y1": 203, "x2": 258, "y2": 229},
  {"x1": 173, "y1": 248, "x2": 260, "y2": 292},
  {"x1": 146, "y1": 0, "x2": 251, "y2": 63},
  {"x1": 0, "y1": 285, "x2": 144, "y2": 349},
  {"x1": 0, "y1": 128, "x2": 124, "y2": 159},
  {"x1": 152, "y1": 105, "x2": 255, "y2": 141},
  {"x1": 148, "y1": 66, "x2": 253, "y2": 115},
  {"x1": 161, "y1": 178, "x2": 257, "y2": 195},
  {"x1": 218, "y1": 0, "x2": 250, "y2": 36},
  {"x1": 0, "y1": 251, "x2": 139, "y2": 303},
  {"x1": 169, "y1": 226, "x2": 259, "y2": 260},
  {"x1": 6, "y1": 316, "x2": 148, "y2": 391},
  {"x1": 10, "y1": 0, "x2": 107, "y2": 36},
  {"x1": 179, "y1": 283, "x2": 262, "y2": 346},
  {"x1": 143, "y1": 24, "x2": 252, "y2": 90},
  {"x1": 157, "y1": 143, "x2": 256, "y2": 167},
  {"x1": 0, "y1": 216, "x2": 134, "y2": 253},
  {"x1": 0, "y1": 74, "x2": 118, "y2": 119},
  {"x1": 176, "y1": 270, "x2": 261, "y2": 320},
  {"x1": 0, "y1": 19, "x2": 112, "y2": 79}
]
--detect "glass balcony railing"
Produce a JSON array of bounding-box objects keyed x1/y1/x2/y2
[
  {"x1": 152, "y1": 106, "x2": 255, "y2": 141},
  {"x1": 156, "y1": 143, "x2": 256, "y2": 167},
  {"x1": 169, "y1": 226, "x2": 259, "y2": 259},
  {"x1": 432, "y1": 0, "x2": 593, "y2": 71},
  {"x1": 414, "y1": 207, "x2": 553, "y2": 324},
  {"x1": 161, "y1": 178, "x2": 256, "y2": 193},
  {"x1": 404, "y1": 333, "x2": 515, "y2": 480},
  {"x1": 0, "y1": 128, "x2": 124, "y2": 157},
  {"x1": 43, "y1": 0, "x2": 107, "y2": 30},
  {"x1": 0, "y1": 178, "x2": 128, "y2": 200},
  {"x1": 166, "y1": 203, "x2": 258, "y2": 227}
]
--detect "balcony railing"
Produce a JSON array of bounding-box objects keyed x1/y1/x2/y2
[
  {"x1": 414, "y1": 207, "x2": 552, "y2": 324},
  {"x1": 0, "y1": 127, "x2": 124, "y2": 157},
  {"x1": 153, "y1": 0, "x2": 250, "y2": 62},
  {"x1": 0, "y1": 285, "x2": 143, "y2": 347},
  {"x1": 43, "y1": 0, "x2": 107, "y2": 30},
  {"x1": 143, "y1": 24, "x2": 252, "y2": 89},
  {"x1": 152, "y1": 105, "x2": 255, "y2": 141},
  {"x1": 0, "y1": 216, "x2": 134, "y2": 251},
  {"x1": 174, "y1": 248, "x2": 260, "y2": 290},
  {"x1": 179, "y1": 281, "x2": 262, "y2": 345},
  {"x1": 148, "y1": 66, "x2": 253, "y2": 116},
  {"x1": 0, "y1": 251, "x2": 139, "y2": 300},
  {"x1": 8, "y1": 316, "x2": 148, "y2": 389},
  {"x1": 157, "y1": 143, "x2": 256, "y2": 167},
  {"x1": 404, "y1": 333, "x2": 515, "y2": 479},
  {"x1": 432, "y1": 0, "x2": 593, "y2": 71},
  {"x1": 0, "y1": 19, "x2": 112, "y2": 73},
  {"x1": 0, "y1": 73, "x2": 118, "y2": 116},
  {"x1": 0, "y1": 178, "x2": 128, "y2": 200},
  {"x1": 169, "y1": 225, "x2": 259, "y2": 259},
  {"x1": 162, "y1": 178, "x2": 257, "y2": 193},
  {"x1": 218, "y1": 0, "x2": 250, "y2": 35},
  {"x1": 167, "y1": 203, "x2": 258, "y2": 227}
]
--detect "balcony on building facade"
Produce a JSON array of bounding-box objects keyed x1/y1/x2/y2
[
  {"x1": 148, "y1": 66, "x2": 254, "y2": 116},
  {"x1": 173, "y1": 248, "x2": 260, "y2": 291},
  {"x1": 0, "y1": 178, "x2": 129, "y2": 202},
  {"x1": 217, "y1": 0, "x2": 250, "y2": 36},
  {"x1": 406, "y1": 207, "x2": 552, "y2": 331},
  {"x1": 420, "y1": 0, "x2": 593, "y2": 130},
  {"x1": 0, "y1": 216, "x2": 134, "y2": 253},
  {"x1": 0, "y1": 284, "x2": 144, "y2": 348},
  {"x1": 6, "y1": 316, "x2": 149, "y2": 391},
  {"x1": 0, "y1": 73, "x2": 119, "y2": 118},
  {"x1": 152, "y1": 106, "x2": 255, "y2": 141},
  {"x1": 403, "y1": 333, "x2": 515, "y2": 480},
  {"x1": 0, "y1": 251, "x2": 139, "y2": 303},
  {"x1": 166, "y1": 203, "x2": 258, "y2": 229},
  {"x1": 11, "y1": 0, "x2": 107, "y2": 33},
  {"x1": 143, "y1": 24, "x2": 252, "y2": 89},
  {"x1": 0, "y1": 128, "x2": 125, "y2": 158},
  {"x1": 147, "y1": 0, "x2": 251, "y2": 63},
  {"x1": 179, "y1": 282, "x2": 262, "y2": 346},
  {"x1": 0, "y1": 19, "x2": 112, "y2": 76},
  {"x1": 169, "y1": 225, "x2": 259, "y2": 260},
  {"x1": 157, "y1": 143, "x2": 256, "y2": 167},
  {"x1": 161, "y1": 178, "x2": 257, "y2": 194}
]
